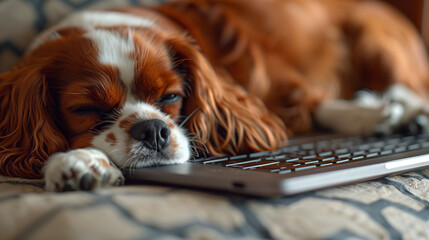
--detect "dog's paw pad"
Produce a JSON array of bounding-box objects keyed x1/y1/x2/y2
[{"x1": 79, "y1": 173, "x2": 95, "y2": 190}]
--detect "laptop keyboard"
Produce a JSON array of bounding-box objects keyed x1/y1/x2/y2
[{"x1": 193, "y1": 133, "x2": 429, "y2": 174}]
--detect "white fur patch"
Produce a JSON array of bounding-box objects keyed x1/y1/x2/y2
[{"x1": 85, "y1": 29, "x2": 136, "y2": 89}]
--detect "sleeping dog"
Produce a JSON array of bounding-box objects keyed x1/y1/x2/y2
[{"x1": 0, "y1": 0, "x2": 428, "y2": 191}]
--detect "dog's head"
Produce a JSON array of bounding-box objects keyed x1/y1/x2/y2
[{"x1": 0, "y1": 11, "x2": 287, "y2": 178}]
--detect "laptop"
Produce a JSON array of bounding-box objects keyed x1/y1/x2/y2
[{"x1": 124, "y1": 131, "x2": 429, "y2": 196}]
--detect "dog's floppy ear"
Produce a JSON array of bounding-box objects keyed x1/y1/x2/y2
[
  {"x1": 167, "y1": 38, "x2": 287, "y2": 156},
  {"x1": 0, "y1": 66, "x2": 68, "y2": 178}
]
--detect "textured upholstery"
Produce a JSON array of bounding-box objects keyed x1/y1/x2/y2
[
  {"x1": 0, "y1": 0, "x2": 161, "y2": 73},
  {"x1": 1, "y1": 171, "x2": 429, "y2": 239}
]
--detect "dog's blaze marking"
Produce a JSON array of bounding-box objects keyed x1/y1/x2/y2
[{"x1": 105, "y1": 133, "x2": 117, "y2": 146}]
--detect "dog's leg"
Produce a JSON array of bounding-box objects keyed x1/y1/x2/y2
[
  {"x1": 315, "y1": 90, "x2": 388, "y2": 135},
  {"x1": 43, "y1": 148, "x2": 124, "y2": 191},
  {"x1": 374, "y1": 84, "x2": 429, "y2": 135},
  {"x1": 315, "y1": 84, "x2": 429, "y2": 135}
]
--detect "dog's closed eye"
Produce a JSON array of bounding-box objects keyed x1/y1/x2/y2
[
  {"x1": 71, "y1": 105, "x2": 106, "y2": 115},
  {"x1": 157, "y1": 93, "x2": 182, "y2": 105}
]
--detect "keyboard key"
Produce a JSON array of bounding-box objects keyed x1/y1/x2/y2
[
  {"x1": 402, "y1": 136, "x2": 416, "y2": 142},
  {"x1": 352, "y1": 151, "x2": 366, "y2": 156},
  {"x1": 304, "y1": 160, "x2": 319, "y2": 165},
  {"x1": 248, "y1": 151, "x2": 271, "y2": 158},
  {"x1": 285, "y1": 158, "x2": 301, "y2": 163},
  {"x1": 357, "y1": 144, "x2": 371, "y2": 150},
  {"x1": 281, "y1": 146, "x2": 300, "y2": 153},
  {"x1": 241, "y1": 161, "x2": 280, "y2": 170},
  {"x1": 302, "y1": 154, "x2": 317, "y2": 160},
  {"x1": 273, "y1": 154, "x2": 287, "y2": 160},
  {"x1": 294, "y1": 165, "x2": 317, "y2": 171},
  {"x1": 369, "y1": 147, "x2": 381, "y2": 153},
  {"x1": 229, "y1": 154, "x2": 249, "y2": 160},
  {"x1": 382, "y1": 144, "x2": 396, "y2": 150},
  {"x1": 203, "y1": 157, "x2": 229, "y2": 164},
  {"x1": 322, "y1": 157, "x2": 336, "y2": 162},
  {"x1": 336, "y1": 159, "x2": 349, "y2": 164},
  {"x1": 386, "y1": 138, "x2": 401, "y2": 145},
  {"x1": 372, "y1": 141, "x2": 386, "y2": 148},
  {"x1": 380, "y1": 150, "x2": 393, "y2": 156},
  {"x1": 394, "y1": 146, "x2": 406, "y2": 153},
  {"x1": 225, "y1": 159, "x2": 261, "y2": 167},
  {"x1": 297, "y1": 150, "x2": 309, "y2": 156},
  {"x1": 278, "y1": 169, "x2": 292, "y2": 174},
  {"x1": 338, "y1": 153, "x2": 351, "y2": 158},
  {"x1": 301, "y1": 143, "x2": 315, "y2": 150},
  {"x1": 318, "y1": 151, "x2": 333, "y2": 157},
  {"x1": 408, "y1": 144, "x2": 420, "y2": 151},
  {"x1": 366, "y1": 152, "x2": 379, "y2": 158},
  {"x1": 205, "y1": 157, "x2": 261, "y2": 166},
  {"x1": 335, "y1": 148, "x2": 348, "y2": 154}
]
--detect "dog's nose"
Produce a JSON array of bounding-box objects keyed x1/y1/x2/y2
[{"x1": 129, "y1": 119, "x2": 171, "y2": 152}]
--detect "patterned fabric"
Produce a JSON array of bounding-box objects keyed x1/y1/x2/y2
[
  {"x1": 1, "y1": 1, "x2": 429, "y2": 239},
  {"x1": 1, "y1": 171, "x2": 429, "y2": 239},
  {"x1": 0, "y1": 0, "x2": 162, "y2": 73}
]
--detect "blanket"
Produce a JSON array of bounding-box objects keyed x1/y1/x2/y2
[{"x1": 1, "y1": 171, "x2": 429, "y2": 239}]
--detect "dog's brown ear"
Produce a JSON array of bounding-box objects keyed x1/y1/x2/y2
[
  {"x1": 0, "y1": 66, "x2": 68, "y2": 178},
  {"x1": 167, "y1": 38, "x2": 288, "y2": 156}
]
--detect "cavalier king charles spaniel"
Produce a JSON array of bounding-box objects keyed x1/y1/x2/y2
[{"x1": 1, "y1": 0, "x2": 429, "y2": 191}]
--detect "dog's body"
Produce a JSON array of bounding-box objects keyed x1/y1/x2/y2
[{"x1": 1, "y1": 0, "x2": 428, "y2": 191}]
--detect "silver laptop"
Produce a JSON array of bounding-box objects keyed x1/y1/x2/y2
[{"x1": 124, "y1": 132, "x2": 429, "y2": 196}]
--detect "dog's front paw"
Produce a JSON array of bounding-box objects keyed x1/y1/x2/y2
[
  {"x1": 315, "y1": 85, "x2": 429, "y2": 136},
  {"x1": 315, "y1": 96, "x2": 387, "y2": 135},
  {"x1": 43, "y1": 148, "x2": 124, "y2": 192},
  {"x1": 374, "y1": 84, "x2": 429, "y2": 135}
]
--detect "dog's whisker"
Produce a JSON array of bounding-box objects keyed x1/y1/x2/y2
[
  {"x1": 190, "y1": 138, "x2": 209, "y2": 153},
  {"x1": 179, "y1": 108, "x2": 200, "y2": 128},
  {"x1": 122, "y1": 152, "x2": 138, "y2": 170},
  {"x1": 108, "y1": 143, "x2": 126, "y2": 156}
]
